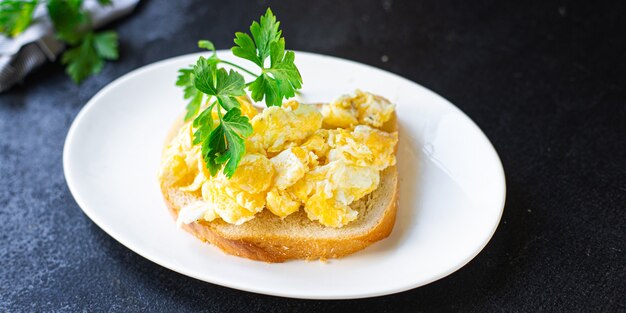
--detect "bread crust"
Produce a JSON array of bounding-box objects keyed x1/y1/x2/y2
[
  {"x1": 161, "y1": 169, "x2": 397, "y2": 262},
  {"x1": 159, "y1": 104, "x2": 398, "y2": 263}
]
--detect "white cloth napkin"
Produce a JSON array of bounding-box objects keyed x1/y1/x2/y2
[{"x1": 0, "y1": 0, "x2": 139, "y2": 92}]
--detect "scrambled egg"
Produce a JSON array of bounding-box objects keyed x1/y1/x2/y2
[
  {"x1": 321, "y1": 90, "x2": 395, "y2": 129},
  {"x1": 160, "y1": 91, "x2": 398, "y2": 228},
  {"x1": 247, "y1": 100, "x2": 322, "y2": 154}
]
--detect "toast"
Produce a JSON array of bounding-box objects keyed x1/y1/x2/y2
[{"x1": 159, "y1": 105, "x2": 399, "y2": 263}]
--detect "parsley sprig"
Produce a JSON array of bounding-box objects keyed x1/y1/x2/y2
[
  {"x1": 0, "y1": 0, "x2": 119, "y2": 83},
  {"x1": 175, "y1": 8, "x2": 302, "y2": 178},
  {"x1": 0, "y1": 0, "x2": 38, "y2": 37},
  {"x1": 232, "y1": 11, "x2": 302, "y2": 107}
]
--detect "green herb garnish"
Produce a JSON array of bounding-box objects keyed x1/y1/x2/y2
[
  {"x1": 233, "y1": 12, "x2": 302, "y2": 107},
  {"x1": 0, "y1": 0, "x2": 119, "y2": 83},
  {"x1": 175, "y1": 8, "x2": 302, "y2": 178},
  {"x1": 0, "y1": 0, "x2": 38, "y2": 37}
]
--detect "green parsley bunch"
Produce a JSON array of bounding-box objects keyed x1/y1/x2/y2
[
  {"x1": 175, "y1": 8, "x2": 302, "y2": 178},
  {"x1": 0, "y1": 0, "x2": 118, "y2": 83}
]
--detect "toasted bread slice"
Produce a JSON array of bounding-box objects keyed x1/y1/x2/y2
[{"x1": 159, "y1": 106, "x2": 398, "y2": 263}]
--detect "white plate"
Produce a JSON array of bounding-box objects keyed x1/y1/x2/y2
[{"x1": 64, "y1": 51, "x2": 505, "y2": 299}]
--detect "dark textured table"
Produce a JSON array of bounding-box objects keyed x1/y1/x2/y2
[{"x1": 2, "y1": 0, "x2": 625, "y2": 312}]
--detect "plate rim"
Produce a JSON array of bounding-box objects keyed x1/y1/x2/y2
[{"x1": 63, "y1": 50, "x2": 506, "y2": 299}]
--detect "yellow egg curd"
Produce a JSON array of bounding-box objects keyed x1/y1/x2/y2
[{"x1": 160, "y1": 90, "x2": 398, "y2": 228}]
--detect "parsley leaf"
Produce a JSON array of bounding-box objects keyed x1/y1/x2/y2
[
  {"x1": 176, "y1": 68, "x2": 195, "y2": 98},
  {"x1": 250, "y1": 8, "x2": 282, "y2": 64},
  {"x1": 189, "y1": 56, "x2": 251, "y2": 177},
  {"x1": 176, "y1": 41, "x2": 220, "y2": 121},
  {"x1": 267, "y1": 39, "x2": 301, "y2": 97},
  {"x1": 192, "y1": 101, "x2": 215, "y2": 145},
  {"x1": 0, "y1": 0, "x2": 38, "y2": 37},
  {"x1": 202, "y1": 118, "x2": 226, "y2": 176},
  {"x1": 192, "y1": 56, "x2": 245, "y2": 111},
  {"x1": 61, "y1": 32, "x2": 103, "y2": 83},
  {"x1": 219, "y1": 108, "x2": 253, "y2": 177},
  {"x1": 61, "y1": 31, "x2": 119, "y2": 83},
  {"x1": 93, "y1": 31, "x2": 119, "y2": 60},
  {"x1": 232, "y1": 8, "x2": 281, "y2": 67},
  {"x1": 185, "y1": 92, "x2": 204, "y2": 122},
  {"x1": 200, "y1": 108, "x2": 253, "y2": 178},
  {"x1": 47, "y1": 0, "x2": 86, "y2": 44},
  {"x1": 48, "y1": 0, "x2": 118, "y2": 83},
  {"x1": 232, "y1": 33, "x2": 259, "y2": 66},
  {"x1": 0, "y1": 0, "x2": 119, "y2": 83},
  {"x1": 192, "y1": 57, "x2": 218, "y2": 95},
  {"x1": 232, "y1": 8, "x2": 302, "y2": 107},
  {"x1": 176, "y1": 67, "x2": 204, "y2": 121},
  {"x1": 248, "y1": 38, "x2": 301, "y2": 106},
  {"x1": 248, "y1": 73, "x2": 280, "y2": 108}
]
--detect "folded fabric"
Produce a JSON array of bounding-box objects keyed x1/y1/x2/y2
[{"x1": 0, "y1": 0, "x2": 139, "y2": 93}]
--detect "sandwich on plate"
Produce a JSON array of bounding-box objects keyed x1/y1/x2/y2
[{"x1": 158, "y1": 9, "x2": 399, "y2": 262}]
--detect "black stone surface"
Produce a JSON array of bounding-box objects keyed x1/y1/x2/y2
[{"x1": 1, "y1": 0, "x2": 625, "y2": 312}]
